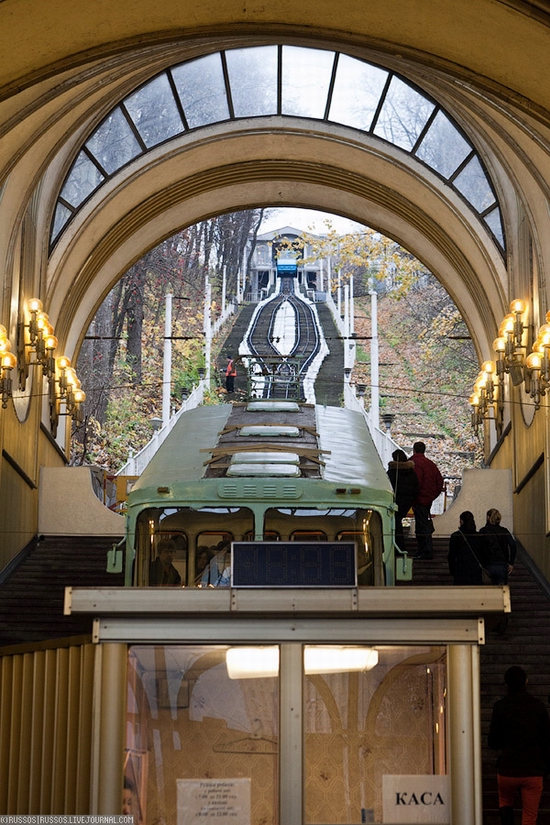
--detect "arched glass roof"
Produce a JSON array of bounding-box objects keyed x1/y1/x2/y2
[{"x1": 51, "y1": 45, "x2": 505, "y2": 251}]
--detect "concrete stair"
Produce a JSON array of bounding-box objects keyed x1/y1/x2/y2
[
  {"x1": 399, "y1": 533, "x2": 550, "y2": 824},
  {"x1": 0, "y1": 535, "x2": 124, "y2": 649}
]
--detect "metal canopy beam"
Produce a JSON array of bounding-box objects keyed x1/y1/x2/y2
[
  {"x1": 93, "y1": 616, "x2": 484, "y2": 644},
  {"x1": 66, "y1": 585, "x2": 510, "y2": 618}
]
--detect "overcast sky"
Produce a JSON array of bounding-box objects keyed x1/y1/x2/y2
[{"x1": 259, "y1": 207, "x2": 364, "y2": 235}]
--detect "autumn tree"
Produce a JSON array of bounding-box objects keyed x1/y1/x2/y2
[{"x1": 74, "y1": 208, "x2": 265, "y2": 468}]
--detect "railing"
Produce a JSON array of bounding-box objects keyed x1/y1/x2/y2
[
  {"x1": 343, "y1": 382, "x2": 401, "y2": 468},
  {"x1": 116, "y1": 380, "x2": 205, "y2": 477},
  {"x1": 211, "y1": 299, "x2": 238, "y2": 337},
  {"x1": 325, "y1": 289, "x2": 346, "y2": 338}
]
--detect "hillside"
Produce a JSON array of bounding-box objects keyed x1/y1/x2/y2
[{"x1": 352, "y1": 279, "x2": 483, "y2": 483}]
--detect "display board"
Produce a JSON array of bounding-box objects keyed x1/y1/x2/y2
[{"x1": 231, "y1": 542, "x2": 356, "y2": 587}]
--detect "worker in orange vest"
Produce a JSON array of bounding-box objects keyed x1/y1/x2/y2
[{"x1": 225, "y1": 355, "x2": 237, "y2": 393}]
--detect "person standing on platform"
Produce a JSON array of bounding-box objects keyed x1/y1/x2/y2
[
  {"x1": 387, "y1": 449, "x2": 419, "y2": 554},
  {"x1": 489, "y1": 666, "x2": 550, "y2": 825},
  {"x1": 409, "y1": 441, "x2": 444, "y2": 559},
  {"x1": 447, "y1": 510, "x2": 484, "y2": 585},
  {"x1": 225, "y1": 355, "x2": 237, "y2": 393},
  {"x1": 479, "y1": 507, "x2": 517, "y2": 585}
]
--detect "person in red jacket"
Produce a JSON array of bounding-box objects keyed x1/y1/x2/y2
[{"x1": 409, "y1": 441, "x2": 444, "y2": 559}]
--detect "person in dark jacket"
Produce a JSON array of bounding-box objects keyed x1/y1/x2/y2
[
  {"x1": 447, "y1": 510, "x2": 484, "y2": 584},
  {"x1": 479, "y1": 508, "x2": 517, "y2": 585},
  {"x1": 387, "y1": 449, "x2": 419, "y2": 553},
  {"x1": 149, "y1": 538, "x2": 182, "y2": 586},
  {"x1": 489, "y1": 666, "x2": 550, "y2": 825},
  {"x1": 409, "y1": 441, "x2": 444, "y2": 559}
]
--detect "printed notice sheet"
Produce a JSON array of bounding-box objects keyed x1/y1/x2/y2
[{"x1": 177, "y1": 778, "x2": 250, "y2": 824}]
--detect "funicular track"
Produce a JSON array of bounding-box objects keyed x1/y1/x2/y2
[{"x1": 244, "y1": 279, "x2": 321, "y2": 399}]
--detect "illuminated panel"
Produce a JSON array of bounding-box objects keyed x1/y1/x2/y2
[{"x1": 231, "y1": 541, "x2": 356, "y2": 587}]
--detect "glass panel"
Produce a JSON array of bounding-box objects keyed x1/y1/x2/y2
[
  {"x1": 85, "y1": 107, "x2": 142, "y2": 174},
  {"x1": 127, "y1": 644, "x2": 279, "y2": 824},
  {"x1": 453, "y1": 155, "x2": 496, "y2": 212},
  {"x1": 329, "y1": 54, "x2": 388, "y2": 131},
  {"x1": 59, "y1": 150, "x2": 105, "y2": 207},
  {"x1": 414, "y1": 110, "x2": 472, "y2": 178},
  {"x1": 172, "y1": 53, "x2": 230, "y2": 128},
  {"x1": 148, "y1": 532, "x2": 187, "y2": 586},
  {"x1": 264, "y1": 507, "x2": 381, "y2": 585},
  {"x1": 134, "y1": 506, "x2": 253, "y2": 586},
  {"x1": 124, "y1": 73, "x2": 185, "y2": 148},
  {"x1": 281, "y1": 45, "x2": 335, "y2": 118},
  {"x1": 51, "y1": 202, "x2": 73, "y2": 241},
  {"x1": 225, "y1": 46, "x2": 278, "y2": 117},
  {"x1": 304, "y1": 645, "x2": 447, "y2": 823},
  {"x1": 484, "y1": 206, "x2": 505, "y2": 247},
  {"x1": 374, "y1": 76, "x2": 436, "y2": 150}
]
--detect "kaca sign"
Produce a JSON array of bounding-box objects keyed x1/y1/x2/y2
[{"x1": 382, "y1": 775, "x2": 450, "y2": 823}]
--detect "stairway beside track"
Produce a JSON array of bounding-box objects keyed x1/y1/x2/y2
[
  {"x1": 0, "y1": 535, "x2": 124, "y2": 649},
  {"x1": 399, "y1": 533, "x2": 550, "y2": 824}
]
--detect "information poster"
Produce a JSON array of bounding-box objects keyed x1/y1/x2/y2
[
  {"x1": 177, "y1": 778, "x2": 251, "y2": 824},
  {"x1": 382, "y1": 775, "x2": 450, "y2": 823}
]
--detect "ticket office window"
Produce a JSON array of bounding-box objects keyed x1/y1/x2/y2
[
  {"x1": 125, "y1": 644, "x2": 447, "y2": 824},
  {"x1": 127, "y1": 644, "x2": 279, "y2": 824},
  {"x1": 304, "y1": 645, "x2": 447, "y2": 824}
]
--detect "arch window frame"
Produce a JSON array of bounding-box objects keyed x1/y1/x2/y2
[{"x1": 50, "y1": 44, "x2": 505, "y2": 252}]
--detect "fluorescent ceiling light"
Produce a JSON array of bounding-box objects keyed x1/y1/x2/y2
[
  {"x1": 304, "y1": 646, "x2": 379, "y2": 674},
  {"x1": 226, "y1": 646, "x2": 378, "y2": 679},
  {"x1": 226, "y1": 647, "x2": 279, "y2": 679}
]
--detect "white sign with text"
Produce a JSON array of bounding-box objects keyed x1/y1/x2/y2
[
  {"x1": 382, "y1": 775, "x2": 450, "y2": 823},
  {"x1": 177, "y1": 778, "x2": 251, "y2": 824}
]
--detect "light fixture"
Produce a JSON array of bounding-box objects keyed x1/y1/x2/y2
[
  {"x1": 469, "y1": 359, "x2": 503, "y2": 436},
  {"x1": 304, "y1": 646, "x2": 379, "y2": 674},
  {"x1": 493, "y1": 298, "x2": 527, "y2": 386},
  {"x1": 381, "y1": 412, "x2": 395, "y2": 432},
  {"x1": 356, "y1": 383, "x2": 366, "y2": 397},
  {"x1": 0, "y1": 335, "x2": 16, "y2": 409},
  {"x1": 150, "y1": 416, "x2": 163, "y2": 431},
  {"x1": 226, "y1": 647, "x2": 279, "y2": 679},
  {"x1": 520, "y1": 310, "x2": 550, "y2": 409},
  {"x1": 225, "y1": 645, "x2": 378, "y2": 679},
  {"x1": 49, "y1": 355, "x2": 86, "y2": 435},
  {"x1": 524, "y1": 322, "x2": 550, "y2": 409},
  {"x1": 19, "y1": 298, "x2": 58, "y2": 385}
]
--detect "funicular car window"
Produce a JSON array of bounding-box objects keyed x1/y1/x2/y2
[{"x1": 134, "y1": 506, "x2": 253, "y2": 586}]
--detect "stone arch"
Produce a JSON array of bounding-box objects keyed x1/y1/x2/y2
[{"x1": 45, "y1": 122, "x2": 507, "y2": 365}]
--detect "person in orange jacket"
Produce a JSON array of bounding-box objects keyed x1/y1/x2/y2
[{"x1": 225, "y1": 355, "x2": 237, "y2": 393}]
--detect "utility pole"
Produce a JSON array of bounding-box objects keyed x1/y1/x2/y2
[
  {"x1": 162, "y1": 293, "x2": 172, "y2": 427},
  {"x1": 369, "y1": 279, "x2": 379, "y2": 430}
]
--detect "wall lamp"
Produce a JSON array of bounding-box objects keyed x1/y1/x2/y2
[
  {"x1": 469, "y1": 359, "x2": 503, "y2": 437},
  {"x1": 0, "y1": 325, "x2": 17, "y2": 408},
  {"x1": 493, "y1": 298, "x2": 527, "y2": 386},
  {"x1": 14, "y1": 299, "x2": 87, "y2": 431},
  {"x1": 49, "y1": 355, "x2": 86, "y2": 435},
  {"x1": 524, "y1": 311, "x2": 550, "y2": 409},
  {"x1": 19, "y1": 298, "x2": 58, "y2": 383}
]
